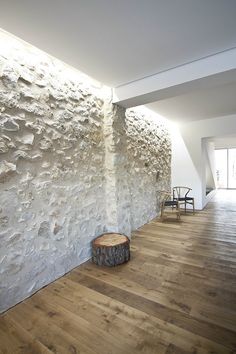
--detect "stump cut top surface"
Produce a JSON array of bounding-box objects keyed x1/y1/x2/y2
[{"x1": 93, "y1": 233, "x2": 129, "y2": 247}]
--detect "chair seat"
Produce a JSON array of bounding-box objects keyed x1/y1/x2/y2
[
  {"x1": 164, "y1": 200, "x2": 178, "y2": 206},
  {"x1": 176, "y1": 197, "x2": 194, "y2": 201},
  {"x1": 172, "y1": 186, "x2": 195, "y2": 215},
  {"x1": 160, "y1": 190, "x2": 181, "y2": 221}
]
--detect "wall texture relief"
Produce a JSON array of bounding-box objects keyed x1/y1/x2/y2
[{"x1": 0, "y1": 31, "x2": 171, "y2": 312}]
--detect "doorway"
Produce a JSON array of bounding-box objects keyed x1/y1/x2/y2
[{"x1": 215, "y1": 148, "x2": 236, "y2": 189}]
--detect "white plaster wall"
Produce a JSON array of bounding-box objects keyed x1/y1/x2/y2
[
  {"x1": 171, "y1": 126, "x2": 202, "y2": 209},
  {"x1": 0, "y1": 31, "x2": 171, "y2": 313},
  {"x1": 204, "y1": 140, "x2": 216, "y2": 189},
  {"x1": 172, "y1": 114, "x2": 236, "y2": 209}
]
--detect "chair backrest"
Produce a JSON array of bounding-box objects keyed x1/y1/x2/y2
[{"x1": 173, "y1": 186, "x2": 192, "y2": 199}]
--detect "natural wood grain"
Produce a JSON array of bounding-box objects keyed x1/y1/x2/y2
[
  {"x1": 93, "y1": 233, "x2": 128, "y2": 247},
  {"x1": 92, "y1": 233, "x2": 130, "y2": 266},
  {"x1": 1, "y1": 190, "x2": 236, "y2": 354}
]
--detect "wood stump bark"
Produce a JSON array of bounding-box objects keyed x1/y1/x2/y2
[{"x1": 92, "y1": 233, "x2": 130, "y2": 266}]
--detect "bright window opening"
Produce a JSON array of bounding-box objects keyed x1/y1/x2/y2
[{"x1": 215, "y1": 148, "x2": 236, "y2": 189}]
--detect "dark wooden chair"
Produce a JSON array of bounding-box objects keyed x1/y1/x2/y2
[
  {"x1": 159, "y1": 191, "x2": 181, "y2": 221},
  {"x1": 173, "y1": 186, "x2": 195, "y2": 214}
]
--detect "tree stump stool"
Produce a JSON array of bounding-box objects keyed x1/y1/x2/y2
[{"x1": 92, "y1": 233, "x2": 130, "y2": 266}]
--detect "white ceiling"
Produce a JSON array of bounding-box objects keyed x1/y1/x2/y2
[
  {"x1": 147, "y1": 81, "x2": 236, "y2": 122},
  {"x1": 1, "y1": 0, "x2": 236, "y2": 122},
  {"x1": 0, "y1": 0, "x2": 236, "y2": 88}
]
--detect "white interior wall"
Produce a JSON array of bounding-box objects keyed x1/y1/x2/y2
[
  {"x1": 202, "y1": 139, "x2": 217, "y2": 207},
  {"x1": 171, "y1": 114, "x2": 236, "y2": 209},
  {"x1": 203, "y1": 140, "x2": 216, "y2": 192},
  {"x1": 171, "y1": 124, "x2": 202, "y2": 209}
]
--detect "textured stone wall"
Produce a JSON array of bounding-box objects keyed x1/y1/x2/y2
[
  {"x1": 0, "y1": 32, "x2": 108, "y2": 312},
  {"x1": 0, "y1": 31, "x2": 171, "y2": 313},
  {"x1": 125, "y1": 108, "x2": 171, "y2": 229},
  {"x1": 102, "y1": 105, "x2": 171, "y2": 233},
  {"x1": 103, "y1": 101, "x2": 131, "y2": 236}
]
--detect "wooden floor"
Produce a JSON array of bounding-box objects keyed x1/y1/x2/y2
[{"x1": 1, "y1": 190, "x2": 236, "y2": 354}]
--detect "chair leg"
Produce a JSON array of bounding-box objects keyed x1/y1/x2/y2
[
  {"x1": 177, "y1": 203, "x2": 181, "y2": 221},
  {"x1": 193, "y1": 199, "x2": 195, "y2": 214},
  {"x1": 161, "y1": 206, "x2": 164, "y2": 221},
  {"x1": 185, "y1": 202, "x2": 186, "y2": 214}
]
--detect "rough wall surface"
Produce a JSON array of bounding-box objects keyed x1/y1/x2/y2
[
  {"x1": 103, "y1": 105, "x2": 171, "y2": 232},
  {"x1": 0, "y1": 33, "x2": 108, "y2": 312},
  {"x1": 103, "y1": 102, "x2": 131, "y2": 236},
  {"x1": 0, "y1": 31, "x2": 171, "y2": 313},
  {"x1": 125, "y1": 108, "x2": 171, "y2": 229}
]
